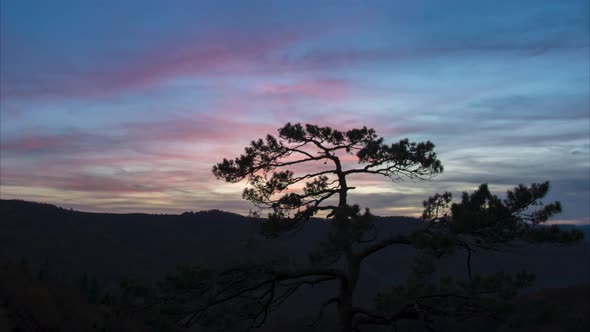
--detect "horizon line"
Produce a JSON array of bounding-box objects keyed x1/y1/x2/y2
[{"x1": 1, "y1": 197, "x2": 588, "y2": 226}]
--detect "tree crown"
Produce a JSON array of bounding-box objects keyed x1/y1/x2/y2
[{"x1": 212, "y1": 122, "x2": 443, "y2": 231}]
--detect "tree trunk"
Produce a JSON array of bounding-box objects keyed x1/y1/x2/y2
[
  {"x1": 338, "y1": 288, "x2": 354, "y2": 332},
  {"x1": 338, "y1": 246, "x2": 359, "y2": 332},
  {"x1": 334, "y1": 159, "x2": 358, "y2": 332}
]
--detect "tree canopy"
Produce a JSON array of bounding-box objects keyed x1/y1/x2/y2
[{"x1": 213, "y1": 122, "x2": 442, "y2": 232}]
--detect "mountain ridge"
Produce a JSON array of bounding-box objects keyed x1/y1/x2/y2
[{"x1": 1, "y1": 198, "x2": 588, "y2": 290}]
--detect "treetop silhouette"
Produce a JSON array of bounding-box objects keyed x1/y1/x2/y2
[{"x1": 213, "y1": 122, "x2": 442, "y2": 235}]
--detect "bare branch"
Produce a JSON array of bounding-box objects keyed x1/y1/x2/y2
[{"x1": 357, "y1": 234, "x2": 412, "y2": 262}]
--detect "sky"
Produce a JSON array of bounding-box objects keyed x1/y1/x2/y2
[{"x1": 1, "y1": 0, "x2": 589, "y2": 224}]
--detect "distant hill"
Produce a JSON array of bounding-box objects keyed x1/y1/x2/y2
[
  {"x1": 555, "y1": 223, "x2": 590, "y2": 242},
  {"x1": 0, "y1": 199, "x2": 260, "y2": 283},
  {"x1": 0, "y1": 199, "x2": 378, "y2": 282},
  {"x1": 1, "y1": 199, "x2": 589, "y2": 331}
]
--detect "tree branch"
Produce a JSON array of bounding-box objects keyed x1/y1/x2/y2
[{"x1": 357, "y1": 234, "x2": 412, "y2": 262}]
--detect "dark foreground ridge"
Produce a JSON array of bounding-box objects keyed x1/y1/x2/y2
[
  {"x1": 0, "y1": 199, "x2": 422, "y2": 282},
  {"x1": 2, "y1": 198, "x2": 589, "y2": 284},
  {"x1": 1, "y1": 199, "x2": 589, "y2": 331}
]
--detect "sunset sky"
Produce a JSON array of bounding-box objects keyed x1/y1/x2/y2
[{"x1": 1, "y1": 0, "x2": 588, "y2": 223}]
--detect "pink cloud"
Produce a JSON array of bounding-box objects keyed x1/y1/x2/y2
[
  {"x1": 1, "y1": 135, "x2": 66, "y2": 153},
  {"x1": 1, "y1": 168, "x2": 143, "y2": 194},
  {"x1": 255, "y1": 79, "x2": 353, "y2": 102},
  {"x1": 1, "y1": 112, "x2": 278, "y2": 156},
  {"x1": 0, "y1": 131, "x2": 119, "y2": 155},
  {"x1": 0, "y1": 163, "x2": 206, "y2": 195},
  {"x1": 121, "y1": 115, "x2": 279, "y2": 148},
  {"x1": 1, "y1": 30, "x2": 312, "y2": 101}
]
